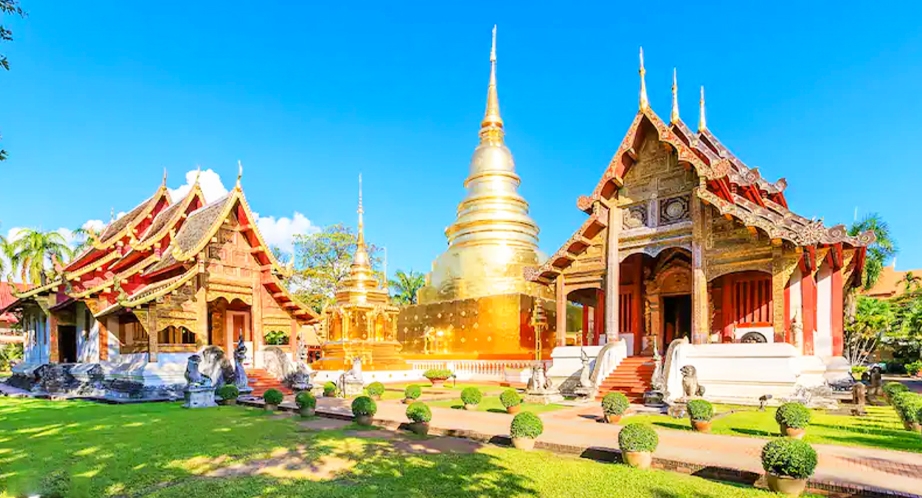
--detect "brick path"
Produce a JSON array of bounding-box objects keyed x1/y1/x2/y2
[{"x1": 303, "y1": 396, "x2": 922, "y2": 497}]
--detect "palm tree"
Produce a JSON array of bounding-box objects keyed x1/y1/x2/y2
[
  {"x1": 388, "y1": 269, "x2": 426, "y2": 305},
  {"x1": 848, "y1": 213, "x2": 896, "y2": 290},
  {"x1": 845, "y1": 296, "x2": 893, "y2": 366},
  {"x1": 71, "y1": 226, "x2": 100, "y2": 255},
  {"x1": 901, "y1": 271, "x2": 921, "y2": 293},
  {"x1": 0, "y1": 232, "x2": 11, "y2": 282},
  {"x1": 8, "y1": 229, "x2": 73, "y2": 285}
]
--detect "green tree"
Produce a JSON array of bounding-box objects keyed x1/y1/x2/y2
[
  {"x1": 844, "y1": 296, "x2": 893, "y2": 366},
  {"x1": 8, "y1": 228, "x2": 72, "y2": 285},
  {"x1": 1, "y1": 1, "x2": 25, "y2": 161},
  {"x1": 289, "y1": 223, "x2": 381, "y2": 313},
  {"x1": 388, "y1": 269, "x2": 426, "y2": 305},
  {"x1": 848, "y1": 213, "x2": 896, "y2": 290},
  {"x1": 71, "y1": 226, "x2": 100, "y2": 255},
  {"x1": 0, "y1": 228, "x2": 13, "y2": 281},
  {"x1": 901, "y1": 271, "x2": 921, "y2": 293}
]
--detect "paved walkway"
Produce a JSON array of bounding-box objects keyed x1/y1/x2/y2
[{"x1": 303, "y1": 397, "x2": 922, "y2": 497}]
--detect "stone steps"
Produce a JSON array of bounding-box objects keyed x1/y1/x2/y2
[
  {"x1": 245, "y1": 369, "x2": 292, "y2": 397},
  {"x1": 595, "y1": 357, "x2": 655, "y2": 402}
]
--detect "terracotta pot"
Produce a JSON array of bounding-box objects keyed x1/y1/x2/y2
[
  {"x1": 264, "y1": 404, "x2": 278, "y2": 412},
  {"x1": 692, "y1": 420, "x2": 712, "y2": 433},
  {"x1": 430, "y1": 379, "x2": 445, "y2": 388},
  {"x1": 766, "y1": 473, "x2": 808, "y2": 496},
  {"x1": 511, "y1": 437, "x2": 536, "y2": 450},
  {"x1": 902, "y1": 420, "x2": 913, "y2": 431},
  {"x1": 220, "y1": 398, "x2": 237, "y2": 406},
  {"x1": 912, "y1": 422, "x2": 922, "y2": 432},
  {"x1": 506, "y1": 405, "x2": 521, "y2": 415},
  {"x1": 464, "y1": 404, "x2": 478, "y2": 411},
  {"x1": 299, "y1": 407, "x2": 315, "y2": 418},
  {"x1": 408, "y1": 422, "x2": 430, "y2": 436},
  {"x1": 603, "y1": 414, "x2": 622, "y2": 424},
  {"x1": 402, "y1": 398, "x2": 413, "y2": 404},
  {"x1": 623, "y1": 451, "x2": 653, "y2": 469},
  {"x1": 780, "y1": 424, "x2": 806, "y2": 439},
  {"x1": 355, "y1": 414, "x2": 373, "y2": 426},
  {"x1": 372, "y1": 395, "x2": 382, "y2": 401}
]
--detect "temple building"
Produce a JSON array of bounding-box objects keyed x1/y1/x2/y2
[
  {"x1": 2, "y1": 168, "x2": 319, "y2": 390},
  {"x1": 397, "y1": 27, "x2": 556, "y2": 361}
]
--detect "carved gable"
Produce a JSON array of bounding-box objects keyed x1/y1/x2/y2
[{"x1": 618, "y1": 136, "x2": 696, "y2": 231}]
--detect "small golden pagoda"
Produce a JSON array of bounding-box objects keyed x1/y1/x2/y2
[
  {"x1": 313, "y1": 176, "x2": 407, "y2": 371},
  {"x1": 397, "y1": 26, "x2": 556, "y2": 360}
]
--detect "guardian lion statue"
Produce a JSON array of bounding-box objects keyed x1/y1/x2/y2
[
  {"x1": 680, "y1": 365, "x2": 705, "y2": 398},
  {"x1": 184, "y1": 355, "x2": 211, "y2": 387}
]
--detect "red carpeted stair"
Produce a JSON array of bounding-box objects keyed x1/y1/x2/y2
[
  {"x1": 596, "y1": 357, "x2": 655, "y2": 404},
  {"x1": 245, "y1": 369, "x2": 292, "y2": 397}
]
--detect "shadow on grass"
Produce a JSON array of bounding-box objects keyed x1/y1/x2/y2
[{"x1": 728, "y1": 427, "x2": 775, "y2": 437}]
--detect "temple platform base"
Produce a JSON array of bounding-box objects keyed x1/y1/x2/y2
[{"x1": 182, "y1": 385, "x2": 217, "y2": 409}]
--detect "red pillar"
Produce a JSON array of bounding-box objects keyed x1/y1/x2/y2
[
  {"x1": 831, "y1": 267, "x2": 844, "y2": 356},
  {"x1": 721, "y1": 276, "x2": 734, "y2": 341},
  {"x1": 98, "y1": 317, "x2": 109, "y2": 361},
  {"x1": 581, "y1": 305, "x2": 590, "y2": 345},
  {"x1": 49, "y1": 315, "x2": 59, "y2": 363},
  {"x1": 783, "y1": 282, "x2": 792, "y2": 345},
  {"x1": 801, "y1": 270, "x2": 817, "y2": 356},
  {"x1": 595, "y1": 292, "x2": 605, "y2": 345}
]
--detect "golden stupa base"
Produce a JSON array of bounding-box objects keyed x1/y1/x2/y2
[{"x1": 311, "y1": 340, "x2": 410, "y2": 371}]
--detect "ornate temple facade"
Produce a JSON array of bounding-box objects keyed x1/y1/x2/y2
[
  {"x1": 2, "y1": 169, "x2": 319, "y2": 387},
  {"x1": 527, "y1": 54, "x2": 875, "y2": 361},
  {"x1": 397, "y1": 27, "x2": 556, "y2": 360}
]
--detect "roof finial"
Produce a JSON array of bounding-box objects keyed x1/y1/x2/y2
[
  {"x1": 353, "y1": 173, "x2": 371, "y2": 269},
  {"x1": 236, "y1": 160, "x2": 243, "y2": 190},
  {"x1": 639, "y1": 47, "x2": 649, "y2": 111},
  {"x1": 161, "y1": 168, "x2": 168, "y2": 188},
  {"x1": 479, "y1": 25, "x2": 504, "y2": 143},
  {"x1": 357, "y1": 173, "x2": 365, "y2": 244},
  {"x1": 670, "y1": 67, "x2": 680, "y2": 124},
  {"x1": 698, "y1": 86, "x2": 707, "y2": 131},
  {"x1": 110, "y1": 207, "x2": 115, "y2": 222},
  {"x1": 193, "y1": 165, "x2": 202, "y2": 186}
]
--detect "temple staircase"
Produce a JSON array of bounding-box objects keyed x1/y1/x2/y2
[
  {"x1": 245, "y1": 369, "x2": 292, "y2": 397},
  {"x1": 596, "y1": 357, "x2": 656, "y2": 404}
]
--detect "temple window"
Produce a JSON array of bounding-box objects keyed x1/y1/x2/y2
[
  {"x1": 117, "y1": 314, "x2": 149, "y2": 353},
  {"x1": 158, "y1": 326, "x2": 196, "y2": 345},
  {"x1": 264, "y1": 330, "x2": 290, "y2": 345}
]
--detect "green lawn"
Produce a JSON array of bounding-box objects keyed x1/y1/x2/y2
[
  {"x1": 428, "y1": 396, "x2": 569, "y2": 414},
  {"x1": 370, "y1": 383, "x2": 506, "y2": 401},
  {"x1": 0, "y1": 397, "x2": 785, "y2": 498},
  {"x1": 626, "y1": 404, "x2": 922, "y2": 453}
]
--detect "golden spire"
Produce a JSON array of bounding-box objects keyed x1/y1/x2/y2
[
  {"x1": 479, "y1": 25, "x2": 504, "y2": 143},
  {"x1": 671, "y1": 67, "x2": 680, "y2": 124},
  {"x1": 110, "y1": 207, "x2": 115, "y2": 223},
  {"x1": 639, "y1": 47, "x2": 649, "y2": 111},
  {"x1": 235, "y1": 160, "x2": 243, "y2": 190},
  {"x1": 698, "y1": 86, "x2": 707, "y2": 131},
  {"x1": 353, "y1": 173, "x2": 371, "y2": 269},
  {"x1": 161, "y1": 168, "x2": 168, "y2": 188}
]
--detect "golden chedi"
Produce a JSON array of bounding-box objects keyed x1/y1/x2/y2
[
  {"x1": 313, "y1": 176, "x2": 407, "y2": 371},
  {"x1": 398, "y1": 26, "x2": 555, "y2": 360}
]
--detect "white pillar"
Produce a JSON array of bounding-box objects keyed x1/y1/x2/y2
[
  {"x1": 605, "y1": 205, "x2": 621, "y2": 342},
  {"x1": 816, "y1": 263, "x2": 833, "y2": 358}
]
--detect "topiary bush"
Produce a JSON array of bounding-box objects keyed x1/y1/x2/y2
[
  {"x1": 510, "y1": 411, "x2": 544, "y2": 439},
  {"x1": 423, "y1": 368, "x2": 453, "y2": 380},
  {"x1": 404, "y1": 384, "x2": 422, "y2": 400},
  {"x1": 366, "y1": 381, "x2": 385, "y2": 398},
  {"x1": 323, "y1": 381, "x2": 337, "y2": 397},
  {"x1": 263, "y1": 388, "x2": 284, "y2": 406},
  {"x1": 295, "y1": 391, "x2": 316, "y2": 409},
  {"x1": 618, "y1": 423, "x2": 658, "y2": 453},
  {"x1": 406, "y1": 401, "x2": 432, "y2": 423},
  {"x1": 883, "y1": 381, "x2": 909, "y2": 400},
  {"x1": 216, "y1": 384, "x2": 239, "y2": 400},
  {"x1": 761, "y1": 438, "x2": 818, "y2": 479},
  {"x1": 775, "y1": 402, "x2": 812, "y2": 429},
  {"x1": 686, "y1": 399, "x2": 714, "y2": 421},
  {"x1": 892, "y1": 392, "x2": 922, "y2": 424},
  {"x1": 461, "y1": 387, "x2": 483, "y2": 406},
  {"x1": 351, "y1": 395, "x2": 377, "y2": 417},
  {"x1": 500, "y1": 389, "x2": 522, "y2": 409},
  {"x1": 601, "y1": 392, "x2": 629, "y2": 416},
  {"x1": 906, "y1": 360, "x2": 922, "y2": 377}
]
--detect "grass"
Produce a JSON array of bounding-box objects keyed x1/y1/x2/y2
[
  {"x1": 428, "y1": 395, "x2": 569, "y2": 414},
  {"x1": 626, "y1": 404, "x2": 922, "y2": 453},
  {"x1": 0, "y1": 397, "x2": 785, "y2": 498}
]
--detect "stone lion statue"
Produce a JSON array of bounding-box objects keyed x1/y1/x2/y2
[
  {"x1": 184, "y1": 354, "x2": 211, "y2": 387},
  {"x1": 200, "y1": 346, "x2": 235, "y2": 388},
  {"x1": 680, "y1": 365, "x2": 705, "y2": 398}
]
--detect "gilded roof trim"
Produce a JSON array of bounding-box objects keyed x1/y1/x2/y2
[
  {"x1": 64, "y1": 250, "x2": 119, "y2": 281},
  {"x1": 118, "y1": 265, "x2": 198, "y2": 308}
]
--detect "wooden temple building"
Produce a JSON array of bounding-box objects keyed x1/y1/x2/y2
[
  {"x1": 2, "y1": 168, "x2": 318, "y2": 387},
  {"x1": 526, "y1": 52, "x2": 875, "y2": 361}
]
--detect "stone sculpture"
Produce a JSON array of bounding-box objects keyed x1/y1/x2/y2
[
  {"x1": 868, "y1": 366, "x2": 882, "y2": 398},
  {"x1": 184, "y1": 354, "x2": 211, "y2": 387},
  {"x1": 578, "y1": 348, "x2": 592, "y2": 389},
  {"x1": 337, "y1": 357, "x2": 364, "y2": 397},
  {"x1": 758, "y1": 394, "x2": 773, "y2": 411},
  {"x1": 200, "y1": 346, "x2": 235, "y2": 389},
  {"x1": 851, "y1": 382, "x2": 867, "y2": 416},
  {"x1": 792, "y1": 311, "x2": 804, "y2": 354},
  {"x1": 525, "y1": 362, "x2": 563, "y2": 404},
  {"x1": 680, "y1": 365, "x2": 705, "y2": 399},
  {"x1": 233, "y1": 335, "x2": 253, "y2": 395},
  {"x1": 183, "y1": 354, "x2": 217, "y2": 409}
]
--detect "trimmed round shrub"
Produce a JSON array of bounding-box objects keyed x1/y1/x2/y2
[
  {"x1": 461, "y1": 387, "x2": 483, "y2": 406},
  {"x1": 760, "y1": 438, "x2": 818, "y2": 479},
  {"x1": 423, "y1": 368, "x2": 453, "y2": 380},
  {"x1": 601, "y1": 392, "x2": 629, "y2": 416},
  {"x1": 406, "y1": 401, "x2": 432, "y2": 423},
  {"x1": 510, "y1": 411, "x2": 543, "y2": 439},
  {"x1": 892, "y1": 392, "x2": 922, "y2": 423},
  {"x1": 366, "y1": 381, "x2": 386, "y2": 397},
  {"x1": 351, "y1": 395, "x2": 377, "y2": 417},
  {"x1": 687, "y1": 399, "x2": 714, "y2": 422},
  {"x1": 499, "y1": 389, "x2": 522, "y2": 409},
  {"x1": 295, "y1": 391, "x2": 316, "y2": 409},
  {"x1": 906, "y1": 360, "x2": 922, "y2": 376},
  {"x1": 216, "y1": 384, "x2": 239, "y2": 400},
  {"x1": 775, "y1": 402, "x2": 811, "y2": 429},
  {"x1": 404, "y1": 384, "x2": 422, "y2": 400},
  {"x1": 618, "y1": 423, "x2": 658, "y2": 453},
  {"x1": 263, "y1": 388, "x2": 284, "y2": 406},
  {"x1": 884, "y1": 381, "x2": 910, "y2": 399},
  {"x1": 323, "y1": 381, "x2": 337, "y2": 396}
]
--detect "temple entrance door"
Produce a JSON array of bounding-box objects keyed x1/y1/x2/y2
[
  {"x1": 226, "y1": 311, "x2": 253, "y2": 367},
  {"x1": 57, "y1": 325, "x2": 78, "y2": 363},
  {"x1": 662, "y1": 295, "x2": 691, "y2": 347}
]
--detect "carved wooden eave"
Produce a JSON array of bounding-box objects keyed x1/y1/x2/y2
[
  {"x1": 526, "y1": 201, "x2": 608, "y2": 284},
  {"x1": 71, "y1": 253, "x2": 159, "y2": 300},
  {"x1": 117, "y1": 264, "x2": 199, "y2": 309},
  {"x1": 11, "y1": 279, "x2": 61, "y2": 300},
  {"x1": 63, "y1": 250, "x2": 119, "y2": 282},
  {"x1": 261, "y1": 271, "x2": 320, "y2": 323}
]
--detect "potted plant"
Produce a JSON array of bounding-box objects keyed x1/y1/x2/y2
[
  {"x1": 617, "y1": 423, "x2": 658, "y2": 469},
  {"x1": 423, "y1": 368, "x2": 453, "y2": 388},
  {"x1": 404, "y1": 384, "x2": 422, "y2": 404},
  {"x1": 366, "y1": 381, "x2": 385, "y2": 400},
  {"x1": 883, "y1": 381, "x2": 909, "y2": 403},
  {"x1": 406, "y1": 401, "x2": 432, "y2": 436},
  {"x1": 509, "y1": 411, "x2": 543, "y2": 450},
  {"x1": 775, "y1": 402, "x2": 811, "y2": 439},
  {"x1": 295, "y1": 391, "x2": 316, "y2": 418},
  {"x1": 687, "y1": 399, "x2": 714, "y2": 432},
  {"x1": 351, "y1": 395, "x2": 377, "y2": 426},
  {"x1": 601, "y1": 392, "x2": 629, "y2": 423},
  {"x1": 323, "y1": 381, "x2": 338, "y2": 398},
  {"x1": 461, "y1": 387, "x2": 482, "y2": 411},
  {"x1": 216, "y1": 385, "x2": 239, "y2": 406},
  {"x1": 500, "y1": 389, "x2": 522, "y2": 414},
  {"x1": 761, "y1": 438, "x2": 817, "y2": 496},
  {"x1": 263, "y1": 388, "x2": 284, "y2": 412}
]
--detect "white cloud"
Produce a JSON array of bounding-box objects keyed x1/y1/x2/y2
[
  {"x1": 82, "y1": 219, "x2": 106, "y2": 232},
  {"x1": 168, "y1": 168, "x2": 228, "y2": 204},
  {"x1": 256, "y1": 212, "x2": 318, "y2": 255}
]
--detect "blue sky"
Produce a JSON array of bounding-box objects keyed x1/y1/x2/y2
[{"x1": 1, "y1": 1, "x2": 921, "y2": 274}]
